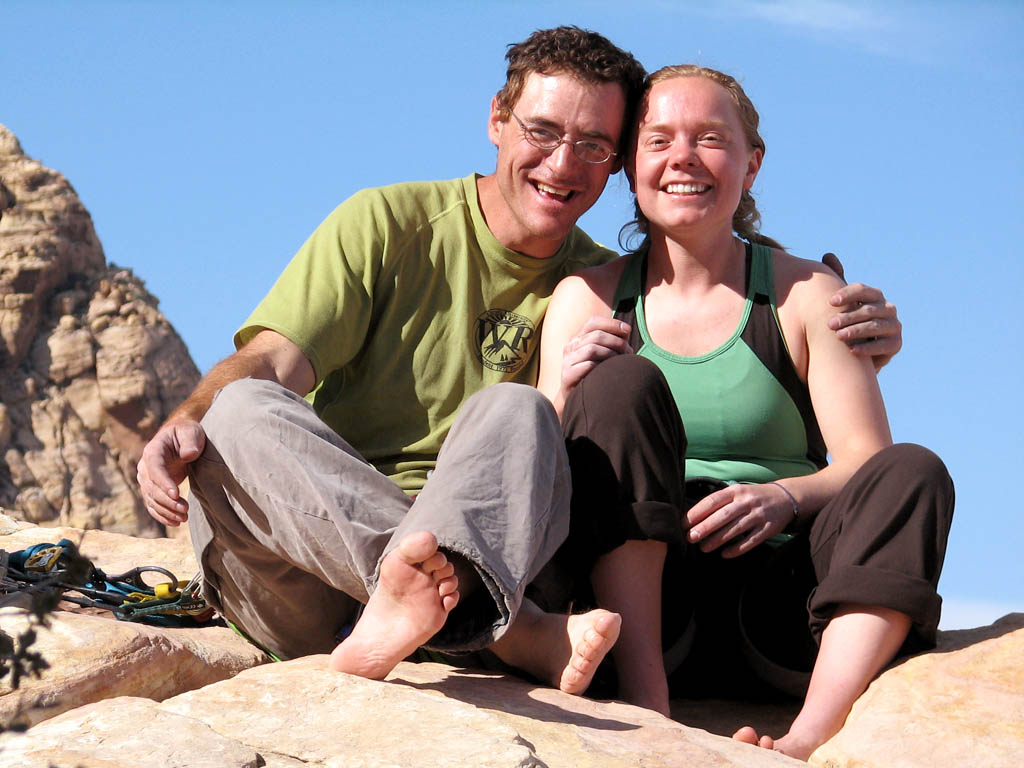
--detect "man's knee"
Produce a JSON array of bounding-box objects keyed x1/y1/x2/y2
[
  {"x1": 202, "y1": 378, "x2": 296, "y2": 440},
  {"x1": 190, "y1": 378, "x2": 309, "y2": 508},
  {"x1": 464, "y1": 382, "x2": 559, "y2": 432}
]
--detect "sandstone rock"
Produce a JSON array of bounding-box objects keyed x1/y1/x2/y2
[
  {"x1": 0, "y1": 124, "x2": 201, "y2": 534},
  {"x1": 382, "y1": 660, "x2": 799, "y2": 767},
  {"x1": 1, "y1": 521, "x2": 203, "y2": 610},
  {"x1": 0, "y1": 607, "x2": 268, "y2": 730},
  {"x1": 0, "y1": 697, "x2": 265, "y2": 768},
  {"x1": 810, "y1": 613, "x2": 1024, "y2": 768},
  {"x1": 1, "y1": 518, "x2": 1020, "y2": 766},
  {"x1": 1, "y1": 657, "x2": 799, "y2": 768},
  {"x1": 0, "y1": 509, "x2": 27, "y2": 534},
  {"x1": 0, "y1": 522, "x2": 268, "y2": 729}
]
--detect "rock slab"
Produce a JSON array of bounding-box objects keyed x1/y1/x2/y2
[
  {"x1": 2, "y1": 658, "x2": 800, "y2": 768},
  {"x1": 2, "y1": 520, "x2": 1022, "y2": 766}
]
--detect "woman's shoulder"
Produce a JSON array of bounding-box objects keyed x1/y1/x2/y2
[
  {"x1": 770, "y1": 247, "x2": 845, "y2": 309},
  {"x1": 553, "y1": 252, "x2": 633, "y2": 308}
]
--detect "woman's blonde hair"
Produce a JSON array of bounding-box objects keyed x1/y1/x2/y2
[{"x1": 620, "y1": 64, "x2": 785, "y2": 252}]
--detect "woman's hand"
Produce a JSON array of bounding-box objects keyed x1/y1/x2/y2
[
  {"x1": 685, "y1": 482, "x2": 797, "y2": 558},
  {"x1": 537, "y1": 270, "x2": 624, "y2": 416},
  {"x1": 560, "y1": 316, "x2": 632, "y2": 393}
]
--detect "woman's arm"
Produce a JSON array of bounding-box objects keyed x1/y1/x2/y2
[
  {"x1": 537, "y1": 266, "x2": 630, "y2": 418},
  {"x1": 775, "y1": 257, "x2": 893, "y2": 505},
  {"x1": 687, "y1": 256, "x2": 892, "y2": 557}
]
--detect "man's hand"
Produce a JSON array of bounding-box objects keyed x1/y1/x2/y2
[
  {"x1": 561, "y1": 316, "x2": 632, "y2": 394},
  {"x1": 137, "y1": 419, "x2": 206, "y2": 527},
  {"x1": 821, "y1": 252, "x2": 902, "y2": 372}
]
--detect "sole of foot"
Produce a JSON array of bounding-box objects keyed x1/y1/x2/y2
[
  {"x1": 329, "y1": 531, "x2": 459, "y2": 679},
  {"x1": 559, "y1": 609, "x2": 622, "y2": 695}
]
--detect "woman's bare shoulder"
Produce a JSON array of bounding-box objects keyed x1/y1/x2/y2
[
  {"x1": 555, "y1": 253, "x2": 632, "y2": 308},
  {"x1": 772, "y1": 248, "x2": 845, "y2": 307}
]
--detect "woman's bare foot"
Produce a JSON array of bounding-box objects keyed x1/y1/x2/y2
[
  {"x1": 329, "y1": 531, "x2": 459, "y2": 679},
  {"x1": 733, "y1": 605, "x2": 913, "y2": 761},
  {"x1": 490, "y1": 600, "x2": 621, "y2": 695},
  {"x1": 733, "y1": 726, "x2": 775, "y2": 750},
  {"x1": 732, "y1": 726, "x2": 818, "y2": 762}
]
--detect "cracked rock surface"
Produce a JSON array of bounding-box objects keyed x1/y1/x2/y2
[{"x1": 0, "y1": 124, "x2": 199, "y2": 535}]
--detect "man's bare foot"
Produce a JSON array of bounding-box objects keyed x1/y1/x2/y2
[
  {"x1": 732, "y1": 726, "x2": 818, "y2": 762},
  {"x1": 329, "y1": 531, "x2": 459, "y2": 679},
  {"x1": 559, "y1": 610, "x2": 622, "y2": 694},
  {"x1": 490, "y1": 601, "x2": 621, "y2": 696}
]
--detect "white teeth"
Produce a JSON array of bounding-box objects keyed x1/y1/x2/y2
[
  {"x1": 666, "y1": 183, "x2": 710, "y2": 194},
  {"x1": 536, "y1": 182, "x2": 571, "y2": 198}
]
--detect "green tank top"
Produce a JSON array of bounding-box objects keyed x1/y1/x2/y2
[{"x1": 612, "y1": 243, "x2": 827, "y2": 484}]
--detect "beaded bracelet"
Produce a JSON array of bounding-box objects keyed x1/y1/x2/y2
[{"x1": 769, "y1": 481, "x2": 799, "y2": 521}]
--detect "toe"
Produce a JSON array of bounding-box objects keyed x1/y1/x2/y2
[
  {"x1": 441, "y1": 591, "x2": 459, "y2": 612},
  {"x1": 438, "y1": 575, "x2": 459, "y2": 597},
  {"x1": 732, "y1": 726, "x2": 759, "y2": 745},
  {"x1": 397, "y1": 531, "x2": 439, "y2": 563},
  {"x1": 421, "y1": 551, "x2": 449, "y2": 573},
  {"x1": 432, "y1": 562, "x2": 456, "y2": 581}
]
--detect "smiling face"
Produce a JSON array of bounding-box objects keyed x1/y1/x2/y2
[
  {"x1": 630, "y1": 75, "x2": 762, "y2": 241},
  {"x1": 479, "y1": 72, "x2": 626, "y2": 259}
]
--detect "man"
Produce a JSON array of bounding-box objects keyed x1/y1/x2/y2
[{"x1": 138, "y1": 27, "x2": 901, "y2": 691}]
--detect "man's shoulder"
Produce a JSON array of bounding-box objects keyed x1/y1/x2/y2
[
  {"x1": 561, "y1": 226, "x2": 619, "y2": 271},
  {"x1": 342, "y1": 176, "x2": 471, "y2": 223}
]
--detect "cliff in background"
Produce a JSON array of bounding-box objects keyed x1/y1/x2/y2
[{"x1": 0, "y1": 124, "x2": 200, "y2": 535}]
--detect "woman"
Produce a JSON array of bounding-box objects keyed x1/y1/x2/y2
[{"x1": 536, "y1": 65, "x2": 953, "y2": 761}]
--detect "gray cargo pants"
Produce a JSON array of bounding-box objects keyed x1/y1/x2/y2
[{"x1": 187, "y1": 378, "x2": 570, "y2": 660}]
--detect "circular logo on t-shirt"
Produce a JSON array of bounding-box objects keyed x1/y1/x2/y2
[{"x1": 475, "y1": 309, "x2": 536, "y2": 373}]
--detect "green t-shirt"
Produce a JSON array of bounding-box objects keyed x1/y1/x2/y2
[{"x1": 237, "y1": 174, "x2": 615, "y2": 493}]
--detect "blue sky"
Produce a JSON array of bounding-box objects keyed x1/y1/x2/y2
[{"x1": 3, "y1": 1, "x2": 1021, "y2": 629}]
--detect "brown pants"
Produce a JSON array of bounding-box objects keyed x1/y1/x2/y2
[{"x1": 560, "y1": 355, "x2": 955, "y2": 691}]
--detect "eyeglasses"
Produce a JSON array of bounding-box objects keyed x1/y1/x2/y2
[{"x1": 508, "y1": 109, "x2": 617, "y2": 165}]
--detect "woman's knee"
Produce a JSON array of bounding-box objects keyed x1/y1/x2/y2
[
  {"x1": 877, "y1": 443, "x2": 954, "y2": 501},
  {"x1": 828, "y1": 442, "x2": 955, "y2": 544},
  {"x1": 573, "y1": 354, "x2": 671, "y2": 412}
]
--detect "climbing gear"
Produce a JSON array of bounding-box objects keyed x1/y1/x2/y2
[{"x1": 0, "y1": 539, "x2": 217, "y2": 628}]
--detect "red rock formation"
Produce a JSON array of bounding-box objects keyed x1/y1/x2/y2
[{"x1": 0, "y1": 125, "x2": 200, "y2": 535}]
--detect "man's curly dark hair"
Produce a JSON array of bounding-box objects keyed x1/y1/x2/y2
[{"x1": 494, "y1": 26, "x2": 646, "y2": 153}]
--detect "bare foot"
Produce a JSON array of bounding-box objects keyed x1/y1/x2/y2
[
  {"x1": 490, "y1": 602, "x2": 621, "y2": 696},
  {"x1": 329, "y1": 531, "x2": 459, "y2": 679},
  {"x1": 733, "y1": 726, "x2": 774, "y2": 750},
  {"x1": 732, "y1": 726, "x2": 818, "y2": 762},
  {"x1": 559, "y1": 610, "x2": 622, "y2": 694}
]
